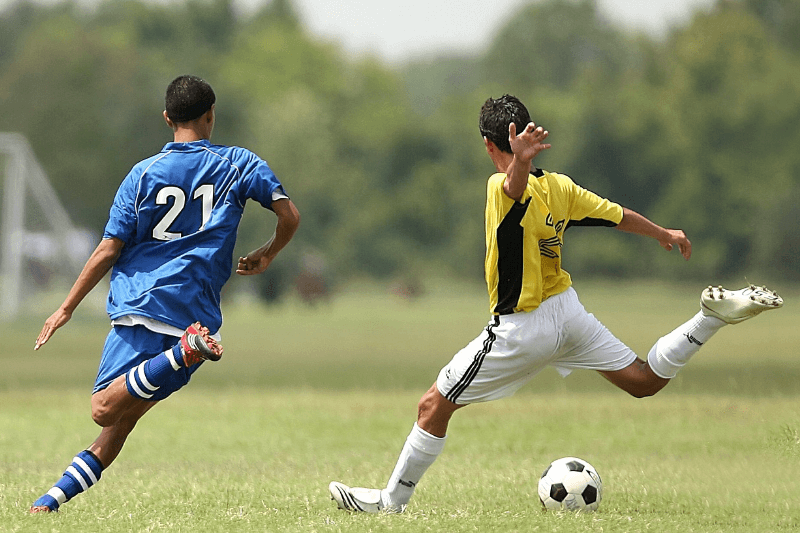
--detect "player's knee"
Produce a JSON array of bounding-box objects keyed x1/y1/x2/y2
[
  {"x1": 417, "y1": 388, "x2": 439, "y2": 419},
  {"x1": 418, "y1": 386, "x2": 451, "y2": 426},
  {"x1": 91, "y1": 408, "x2": 113, "y2": 427},
  {"x1": 416, "y1": 384, "x2": 462, "y2": 437},
  {"x1": 91, "y1": 396, "x2": 118, "y2": 427},
  {"x1": 91, "y1": 406, "x2": 114, "y2": 427},
  {"x1": 626, "y1": 387, "x2": 655, "y2": 399},
  {"x1": 623, "y1": 379, "x2": 667, "y2": 399},
  {"x1": 605, "y1": 360, "x2": 669, "y2": 399}
]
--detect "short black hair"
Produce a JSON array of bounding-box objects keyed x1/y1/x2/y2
[
  {"x1": 165, "y1": 75, "x2": 216, "y2": 124},
  {"x1": 478, "y1": 95, "x2": 532, "y2": 154}
]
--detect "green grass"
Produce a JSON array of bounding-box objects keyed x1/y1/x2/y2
[{"x1": 1, "y1": 280, "x2": 799, "y2": 532}]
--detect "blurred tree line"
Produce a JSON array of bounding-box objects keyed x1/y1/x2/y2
[{"x1": 1, "y1": 0, "x2": 799, "y2": 302}]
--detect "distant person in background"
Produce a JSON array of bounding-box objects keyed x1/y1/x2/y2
[
  {"x1": 29, "y1": 75, "x2": 299, "y2": 513},
  {"x1": 329, "y1": 94, "x2": 782, "y2": 513}
]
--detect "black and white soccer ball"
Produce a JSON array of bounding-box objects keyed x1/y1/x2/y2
[{"x1": 538, "y1": 456, "x2": 603, "y2": 512}]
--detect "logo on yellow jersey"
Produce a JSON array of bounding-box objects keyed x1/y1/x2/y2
[{"x1": 539, "y1": 213, "x2": 565, "y2": 259}]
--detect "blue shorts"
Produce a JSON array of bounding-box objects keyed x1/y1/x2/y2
[{"x1": 94, "y1": 325, "x2": 202, "y2": 400}]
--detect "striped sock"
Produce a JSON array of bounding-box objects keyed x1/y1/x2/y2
[
  {"x1": 31, "y1": 450, "x2": 103, "y2": 511},
  {"x1": 125, "y1": 345, "x2": 183, "y2": 400}
]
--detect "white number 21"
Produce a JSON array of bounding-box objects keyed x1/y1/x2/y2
[{"x1": 152, "y1": 184, "x2": 214, "y2": 241}]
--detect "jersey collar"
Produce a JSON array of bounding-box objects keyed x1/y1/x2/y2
[{"x1": 162, "y1": 139, "x2": 213, "y2": 152}]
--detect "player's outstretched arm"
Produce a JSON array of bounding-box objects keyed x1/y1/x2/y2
[
  {"x1": 615, "y1": 207, "x2": 691, "y2": 260},
  {"x1": 35, "y1": 237, "x2": 124, "y2": 350},
  {"x1": 236, "y1": 198, "x2": 300, "y2": 276}
]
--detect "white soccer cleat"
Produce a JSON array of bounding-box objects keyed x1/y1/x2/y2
[
  {"x1": 328, "y1": 482, "x2": 402, "y2": 514},
  {"x1": 701, "y1": 285, "x2": 783, "y2": 324}
]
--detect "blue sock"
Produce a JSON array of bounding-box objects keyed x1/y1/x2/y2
[
  {"x1": 125, "y1": 345, "x2": 184, "y2": 400},
  {"x1": 31, "y1": 450, "x2": 103, "y2": 511}
]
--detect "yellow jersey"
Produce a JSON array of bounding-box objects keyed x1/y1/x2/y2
[{"x1": 485, "y1": 168, "x2": 623, "y2": 315}]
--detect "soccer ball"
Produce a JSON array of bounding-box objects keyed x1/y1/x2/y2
[{"x1": 538, "y1": 457, "x2": 603, "y2": 512}]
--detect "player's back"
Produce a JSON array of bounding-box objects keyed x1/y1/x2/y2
[
  {"x1": 104, "y1": 139, "x2": 283, "y2": 331},
  {"x1": 484, "y1": 169, "x2": 622, "y2": 315}
]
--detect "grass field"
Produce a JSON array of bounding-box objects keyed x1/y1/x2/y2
[{"x1": 1, "y1": 279, "x2": 799, "y2": 532}]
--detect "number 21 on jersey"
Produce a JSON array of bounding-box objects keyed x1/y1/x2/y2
[{"x1": 152, "y1": 184, "x2": 214, "y2": 241}]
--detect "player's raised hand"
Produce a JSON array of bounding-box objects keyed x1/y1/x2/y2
[
  {"x1": 34, "y1": 308, "x2": 73, "y2": 350},
  {"x1": 509, "y1": 122, "x2": 551, "y2": 162}
]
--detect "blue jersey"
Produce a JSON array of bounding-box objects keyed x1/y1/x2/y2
[{"x1": 102, "y1": 139, "x2": 285, "y2": 333}]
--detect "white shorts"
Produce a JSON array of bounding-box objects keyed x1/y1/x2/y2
[{"x1": 436, "y1": 287, "x2": 637, "y2": 404}]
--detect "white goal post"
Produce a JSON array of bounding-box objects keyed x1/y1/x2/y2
[{"x1": 1, "y1": 133, "x2": 88, "y2": 320}]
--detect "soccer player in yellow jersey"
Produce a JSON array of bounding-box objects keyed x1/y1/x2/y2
[{"x1": 329, "y1": 94, "x2": 783, "y2": 513}]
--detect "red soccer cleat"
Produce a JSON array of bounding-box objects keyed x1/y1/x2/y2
[{"x1": 180, "y1": 322, "x2": 223, "y2": 366}]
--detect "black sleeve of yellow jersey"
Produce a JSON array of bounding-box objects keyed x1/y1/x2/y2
[{"x1": 565, "y1": 217, "x2": 619, "y2": 230}]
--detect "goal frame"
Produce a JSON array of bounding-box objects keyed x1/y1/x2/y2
[{"x1": 0, "y1": 133, "x2": 84, "y2": 319}]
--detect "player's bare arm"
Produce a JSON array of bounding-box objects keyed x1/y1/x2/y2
[
  {"x1": 35, "y1": 237, "x2": 125, "y2": 350},
  {"x1": 236, "y1": 198, "x2": 300, "y2": 276},
  {"x1": 504, "y1": 122, "x2": 551, "y2": 202},
  {"x1": 615, "y1": 207, "x2": 691, "y2": 260}
]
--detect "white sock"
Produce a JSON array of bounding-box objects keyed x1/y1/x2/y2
[
  {"x1": 647, "y1": 311, "x2": 726, "y2": 379},
  {"x1": 383, "y1": 422, "x2": 446, "y2": 508}
]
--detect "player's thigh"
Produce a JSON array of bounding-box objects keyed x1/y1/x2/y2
[
  {"x1": 417, "y1": 383, "x2": 465, "y2": 437},
  {"x1": 551, "y1": 309, "x2": 638, "y2": 376}
]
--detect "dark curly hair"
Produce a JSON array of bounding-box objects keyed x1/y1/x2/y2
[{"x1": 478, "y1": 95, "x2": 532, "y2": 154}]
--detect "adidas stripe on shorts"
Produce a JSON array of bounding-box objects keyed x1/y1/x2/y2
[{"x1": 436, "y1": 287, "x2": 637, "y2": 404}]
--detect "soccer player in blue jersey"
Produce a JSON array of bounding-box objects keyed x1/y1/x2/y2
[
  {"x1": 329, "y1": 94, "x2": 783, "y2": 513},
  {"x1": 29, "y1": 75, "x2": 300, "y2": 513}
]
